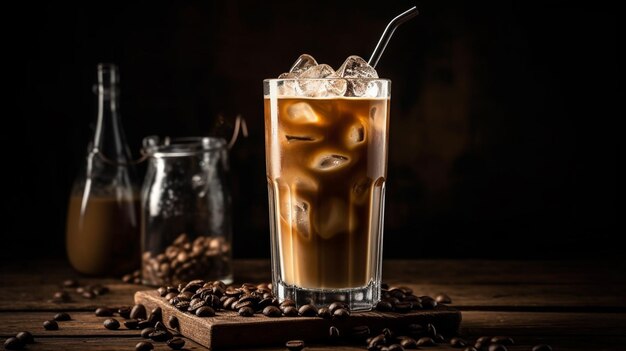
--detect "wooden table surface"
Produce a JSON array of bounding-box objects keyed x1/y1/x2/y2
[{"x1": 1, "y1": 259, "x2": 625, "y2": 350}]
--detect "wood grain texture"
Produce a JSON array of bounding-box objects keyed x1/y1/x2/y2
[{"x1": 135, "y1": 290, "x2": 461, "y2": 349}]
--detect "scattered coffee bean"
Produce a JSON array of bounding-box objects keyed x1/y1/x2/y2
[
  {"x1": 150, "y1": 307, "x2": 162, "y2": 321},
  {"x1": 328, "y1": 302, "x2": 346, "y2": 314},
  {"x1": 92, "y1": 285, "x2": 109, "y2": 295},
  {"x1": 138, "y1": 320, "x2": 155, "y2": 329},
  {"x1": 298, "y1": 304, "x2": 317, "y2": 317},
  {"x1": 3, "y1": 337, "x2": 24, "y2": 350},
  {"x1": 329, "y1": 326, "x2": 341, "y2": 339},
  {"x1": 122, "y1": 274, "x2": 134, "y2": 284},
  {"x1": 406, "y1": 323, "x2": 426, "y2": 337},
  {"x1": 168, "y1": 315, "x2": 179, "y2": 329},
  {"x1": 43, "y1": 320, "x2": 58, "y2": 330},
  {"x1": 95, "y1": 307, "x2": 113, "y2": 317},
  {"x1": 387, "y1": 344, "x2": 405, "y2": 351},
  {"x1": 53, "y1": 312, "x2": 71, "y2": 321},
  {"x1": 155, "y1": 322, "x2": 168, "y2": 331},
  {"x1": 416, "y1": 337, "x2": 435, "y2": 346},
  {"x1": 532, "y1": 345, "x2": 553, "y2": 351},
  {"x1": 285, "y1": 339, "x2": 305, "y2": 351},
  {"x1": 165, "y1": 292, "x2": 178, "y2": 301},
  {"x1": 117, "y1": 307, "x2": 131, "y2": 319},
  {"x1": 489, "y1": 345, "x2": 508, "y2": 351},
  {"x1": 376, "y1": 300, "x2": 394, "y2": 312},
  {"x1": 434, "y1": 333, "x2": 446, "y2": 343},
  {"x1": 157, "y1": 287, "x2": 168, "y2": 296},
  {"x1": 490, "y1": 336, "x2": 514, "y2": 345},
  {"x1": 280, "y1": 299, "x2": 295, "y2": 308},
  {"x1": 383, "y1": 327, "x2": 395, "y2": 340},
  {"x1": 167, "y1": 337, "x2": 185, "y2": 350},
  {"x1": 63, "y1": 279, "x2": 79, "y2": 288},
  {"x1": 426, "y1": 323, "x2": 437, "y2": 337},
  {"x1": 451, "y1": 337, "x2": 467, "y2": 347},
  {"x1": 82, "y1": 291, "x2": 95, "y2": 299},
  {"x1": 141, "y1": 327, "x2": 155, "y2": 338},
  {"x1": 333, "y1": 308, "x2": 350, "y2": 319},
  {"x1": 135, "y1": 341, "x2": 154, "y2": 351},
  {"x1": 282, "y1": 306, "x2": 298, "y2": 317},
  {"x1": 399, "y1": 337, "x2": 417, "y2": 349},
  {"x1": 435, "y1": 293, "x2": 452, "y2": 304},
  {"x1": 420, "y1": 296, "x2": 437, "y2": 309},
  {"x1": 131, "y1": 304, "x2": 147, "y2": 320},
  {"x1": 15, "y1": 331, "x2": 34, "y2": 344},
  {"x1": 394, "y1": 302, "x2": 412, "y2": 313},
  {"x1": 238, "y1": 306, "x2": 255, "y2": 317},
  {"x1": 196, "y1": 306, "x2": 216, "y2": 317},
  {"x1": 149, "y1": 329, "x2": 173, "y2": 342},
  {"x1": 350, "y1": 325, "x2": 370, "y2": 340},
  {"x1": 369, "y1": 334, "x2": 386, "y2": 348},
  {"x1": 52, "y1": 291, "x2": 70, "y2": 303},
  {"x1": 263, "y1": 305, "x2": 282, "y2": 317},
  {"x1": 124, "y1": 319, "x2": 139, "y2": 329},
  {"x1": 103, "y1": 318, "x2": 120, "y2": 330}
]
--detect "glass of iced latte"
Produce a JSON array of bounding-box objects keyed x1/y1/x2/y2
[{"x1": 264, "y1": 54, "x2": 390, "y2": 311}]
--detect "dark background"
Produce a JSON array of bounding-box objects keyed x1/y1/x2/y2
[{"x1": 3, "y1": 1, "x2": 619, "y2": 260}]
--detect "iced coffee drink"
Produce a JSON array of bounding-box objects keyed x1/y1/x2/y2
[{"x1": 264, "y1": 54, "x2": 390, "y2": 310}]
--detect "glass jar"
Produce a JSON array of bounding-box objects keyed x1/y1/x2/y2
[{"x1": 141, "y1": 136, "x2": 233, "y2": 285}]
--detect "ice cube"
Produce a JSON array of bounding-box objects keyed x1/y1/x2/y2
[
  {"x1": 287, "y1": 102, "x2": 319, "y2": 122},
  {"x1": 351, "y1": 177, "x2": 372, "y2": 204},
  {"x1": 277, "y1": 79, "x2": 297, "y2": 96},
  {"x1": 336, "y1": 55, "x2": 379, "y2": 79},
  {"x1": 311, "y1": 153, "x2": 350, "y2": 171},
  {"x1": 296, "y1": 64, "x2": 347, "y2": 97},
  {"x1": 347, "y1": 123, "x2": 365, "y2": 145},
  {"x1": 293, "y1": 201, "x2": 311, "y2": 239},
  {"x1": 289, "y1": 54, "x2": 318, "y2": 75}
]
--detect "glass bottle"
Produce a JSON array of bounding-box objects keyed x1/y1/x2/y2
[
  {"x1": 66, "y1": 63, "x2": 141, "y2": 276},
  {"x1": 141, "y1": 136, "x2": 233, "y2": 285}
]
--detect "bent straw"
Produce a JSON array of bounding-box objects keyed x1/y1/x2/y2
[{"x1": 368, "y1": 6, "x2": 419, "y2": 68}]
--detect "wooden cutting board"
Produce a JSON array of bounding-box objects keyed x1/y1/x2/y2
[{"x1": 135, "y1": 290, "x2": 461, "y2": 349}]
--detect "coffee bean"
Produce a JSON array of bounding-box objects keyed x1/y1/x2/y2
[
  {"x1": 95, "y1": 307, "x2": 113, "y2": 317},
  {"x1": 488, "y1": 345, "x2": 508, "y2": 351},
  {"x1": 328, "y1": 302, "x2": 346, "y2": 314},
  {"x1": 222, "y1": 296, "x2": 237, "y2": 309},
  {"x1": 329, "y1": 325, "x2": 341, "y2": 339},
  {"x1": 399, "y1": 337, "x2": 417, "y2": 349},
  {"x1": 416, "y1": 337, "x2": 435, "y2": 346},
  {"x1": 124, "y1": 319, "x2": 139, "y2": 329},
  {"x1": 369, "y1": 334, "x2": 386, "y2": 348},
  {"x1": 168, "y1": 315, "x2": 179, "y2": 329},
  {"x1": 92, "y1": 285, "x2": 109, "y2": 295},
  {"x1": 464, "y1": 348, "x2": 478, "y2": 351},
  {"x1": 53, "y1": 312, "x2": 71, "y2": 321},
  {"x1": 333, "y1": 307, "x2": 350, "y2": 319},
  {"x1": 376, "y1": 300, "x2": 394, "y2": 312},
  {"x1": 175, "y1": 301, "x2": 190, "y2": 311},
  {"x1": 138, "y1": 320, "x2": 155, "y2": 329},
  {"x1": 167, "y1": 337, "x2": 185, "y2": 350},
  {"x1": 164, "y1": 292, "x2": 178, "y2": 301},
  {"x1": 150, "y1": 307, "x2": 162, "y2": 321},
  {"x1": 103, "y1": 318, "x2": 120, "y2": 330},
  {"x1": 263, "y1": 305, "x2": 282, "y2": 317},
  {"x1": 389, "y1": 288, "x2": 406, "y2": 300},
  {"x1": 532, "y1": 345, "x2": 552, "y2": 351},
  {"x1": 420, "y1": 296, "x2": 437, "y2": 309},
  {"x1": 387, "y1": 344, "x2": 405, "y2": 351},
  {"x1": 63, "y1": 279, "x2": 79, "y2": 288},
  {"x1": 451, "y1": 337, "x2": 467, "y2": 347},
  {"x1": 196, "y1": 306, "x2": 216, "y2": 317},
  {"x1": 122, "y1": 274, "x2": 134, "y2": 284},
  {"x1": 475, "y1": 336, "x2": 491, "y2": 345},
  {"x1": 43, "y1": 320, "x2": 58, "y2": 330},
  {"x1": 149, "y1": 329, "x2": 173, "y2": 342},
  {"x1": 130, "y1": 304, "x2": 147, "y2": 319},
  {"x1": 280, "y1": 299, "x2": 295, "y2": 308},
  {"x1": 282, "y1": 306, "x2": 298, "y2": 317},
  {"x1": 117, "y1": 307, "x2": 131, "y2": 319},
  {"x1": 135, "y1": 341, "x2": 154, "y2": 351},
  {"x1": 141, "y1": 327, "x2": 155, "y2": 338},
  {"x1": 490, "y1": 336, "x2": 514, "y2": 345},
  {"x1": 406, "y1": 323, "x2": 426, "y2": 337},
  {"x1": 15, "y1": 331, "x2": 34, "y2": 344},
  {"x1": 394, "y1": 302, "x2": 412, "y2": 313},
  {"x1": 434, "y1": 333, "x2": 446, "y2": 343},
  {"x1": 238, "y1": 306, "x2": 255, "y2": 317},
  {"x1": 298, "y1": 304, "x2": 317, "y2": 317},
  {"x1": 383, "y1": 328, "x2": 395, "y2": 340},
  {"x1": 81, "y1": 291, "x2": 95, "y2": 299},
  {"x1": 52, "y1": 291, "x2": 70, "y2": 302},
  {"x1": 3, "y1": 337, "x2": 24, "y2": 350},
  {"x1": 435, "y1": 293, "x2": 452, "y2": 304},
  {"x1": 285, "y1": 340, "x2": 305, "y2": 351},
  {"x1": 232, "y1": 300, "x2": 254, "y2": 311}
]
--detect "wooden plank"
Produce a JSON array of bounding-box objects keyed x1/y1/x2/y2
[
  {"x1": 461, "y1": 311, "x2": 626, "y2": 336},
  {"x1": 135, "y1": 290, "x2": 461, "y2": 349},
  {"x1": 0, "y1": 336, "x2": 206, "y2": 351}
]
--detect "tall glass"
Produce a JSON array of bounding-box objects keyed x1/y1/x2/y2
[{"x1": 264, "y1": 78, "x2": 390, "y2": 311}]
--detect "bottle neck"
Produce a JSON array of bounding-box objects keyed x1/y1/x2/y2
[{"x1": 92, "y1": 79, "x2": 132, "y2": 162}]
